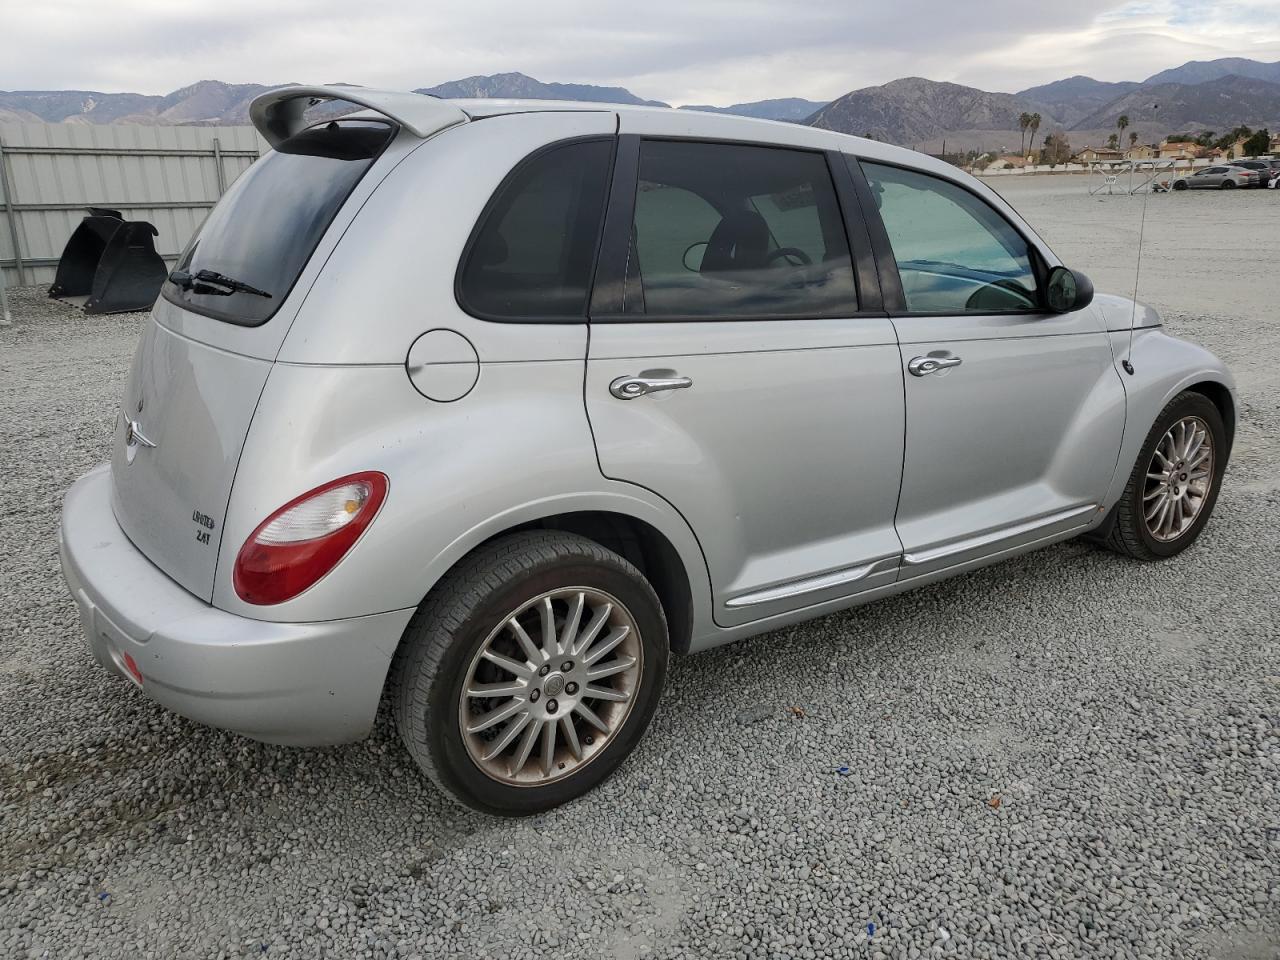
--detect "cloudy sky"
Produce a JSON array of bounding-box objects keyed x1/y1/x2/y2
[{"x1": 4, "y1": 0, "x2": 1280, "y2": 104}]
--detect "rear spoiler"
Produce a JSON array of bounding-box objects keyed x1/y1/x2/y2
[{"x1": 250, "y1": 85, "x2": 469, "y2": 149}]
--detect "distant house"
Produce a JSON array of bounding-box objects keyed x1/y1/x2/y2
[
  {"x1": 1206, "y1": 138, "x2": 1251, "y2": 161},
  {"x1": 1074, "y1": 146, "x2": 1123, "y2": 163},
  {"x1": 1124, "y1": 144, "x2": 1156, "y2": 160},
  {"x1": 983, "y1": 155, "x2": 1031, "y2": 173},
  {"x1": 1158, "y1": 139, "x2": 1203, "y2": 160},
  {"x1": 1226, "y1": 137, "x2": 1250, "y2": 159},
  {"x1": 965, "y1": 153, "x2": 994, "y2": 173},
  {"x1": 1270, "y1": 133, "x2": 1280, "y2": 155}
]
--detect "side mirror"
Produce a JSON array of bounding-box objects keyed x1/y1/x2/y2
[{"x1": 1045, "y1": 266, "x2": 1094, "y2": 313}]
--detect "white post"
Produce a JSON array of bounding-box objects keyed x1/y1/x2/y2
[{"x1": 0, "y1": 261, "x2": 10, "y2": 326}]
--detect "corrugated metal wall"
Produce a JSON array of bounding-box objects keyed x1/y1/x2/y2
[{"x1": 0, "y1": 123, "x2": 267, "y2": 286}]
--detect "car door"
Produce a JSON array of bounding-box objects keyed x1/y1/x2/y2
[
  {"x1": 854, "y1": 159, "x2": 1125, "y2": 578},
  {"x1": 584, "y1": 134, "x2": 905, "y2": 627},
  {"x1": 1198, "y1": 167, "x2": 1224, "y2": 188}
]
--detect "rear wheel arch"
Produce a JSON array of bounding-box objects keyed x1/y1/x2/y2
[
  {"x1": 394, "y1": 509, "x2": 696, "y2": 660},
  {"x1": 514, "y1": 512, "x2": 695, "y2": 655}
]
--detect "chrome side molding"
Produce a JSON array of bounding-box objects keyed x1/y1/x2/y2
[
  {"x1": 725, "y1": 555, "x2": 901, "y2": 609},
  {"x1": 902, "y1": 503, "x2": 1098, "y2": 567}
]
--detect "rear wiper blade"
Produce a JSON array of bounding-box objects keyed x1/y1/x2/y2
[{"x1": 168, "y1": 268, "x2": 272, "y2": 299}]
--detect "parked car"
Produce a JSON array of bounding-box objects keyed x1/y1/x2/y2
[
  {"x1": 1257, "y1": 158, "x2": 1280, "y2": 188},
  {"x1": 1226, "y1": 159, "x2": 1274, "y2": 187},
  {"x1": 59, "y1": 86, "x2": 1237, "y2": 815},
  {"x1": 1172, "y1": 165, "x2": 1261, "y2": 189}
]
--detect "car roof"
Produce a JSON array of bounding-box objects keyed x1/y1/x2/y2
[
  {"x1": 444, "y1": 97, "x2": 955, "y2": 175},
  {"x1": 456, "y1": 97, "x2": 845, "y2": 142}
]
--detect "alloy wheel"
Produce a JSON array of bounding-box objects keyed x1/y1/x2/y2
[
  {"x1": 458, "y1": 587, "x2": 643, "y2": 786},
  {"x1": 1142, "y1": 415, "x2": 1214, "y2": 542}
]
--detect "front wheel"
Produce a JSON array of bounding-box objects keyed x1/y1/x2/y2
[
  {"x1": 1099, "y1": 391, "x2": 1227, "y2": 560},
  {"x1": 391, "y1": 531, "x2": 669, "y2": 815},
  {"x1": 1172, "y1": 180, "x2": 1188, "y2": 191}
]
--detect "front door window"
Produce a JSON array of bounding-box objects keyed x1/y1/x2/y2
[{"x1": 862, "y1": 162, "x2": 1039, "y2": 314}]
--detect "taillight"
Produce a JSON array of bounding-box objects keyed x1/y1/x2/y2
[
  {"x1": 121, "y1": 652, "x2": 144, "y2": 686},
  {"x1": 233, "y1": 472, "x2": 388, "y2": 605}
]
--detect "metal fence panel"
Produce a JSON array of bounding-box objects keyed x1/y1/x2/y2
[{"x1": 0, "y1": 122, "x2": 265, "y2": 286}]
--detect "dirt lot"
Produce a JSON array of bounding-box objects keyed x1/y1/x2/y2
[{"x1": 1, "y1": 177, "x2": 1277, "y2": 960}]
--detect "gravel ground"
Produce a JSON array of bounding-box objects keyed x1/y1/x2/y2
[{"x1": 2, "y1": 178, "x2": 1278, "y2": 960}]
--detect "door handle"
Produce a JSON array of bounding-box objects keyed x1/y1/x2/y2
[
  {"x1": 908, "y1": 355, "x2": 962, "y2": 377},
  {"x1": 609, "y1": 375, "x2": 693, "y2": 400}
]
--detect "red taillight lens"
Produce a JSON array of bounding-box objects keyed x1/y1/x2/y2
[
  {"x1": 233, "y1": 472, "x2": 388, "y2": 605},
  {"x1": 121, "y1": 652, "x2": 144, "y2": 686}
]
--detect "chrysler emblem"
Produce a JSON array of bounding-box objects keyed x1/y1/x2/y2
[{"x1": 124, "y1": 418, "x2": 156, "y2": 463}]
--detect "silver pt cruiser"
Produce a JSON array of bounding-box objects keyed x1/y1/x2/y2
[{"x1": 59, "y1": 86, "x2": 1236, "y2": 814}]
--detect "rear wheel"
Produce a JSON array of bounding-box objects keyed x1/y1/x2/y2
[
  {"x1": 1222, "y1": 179, "x2": 1236, "y2": 190},
  {"x1": 1099, "y1": 392, "x2": 1227, "y2": 560},
  {"x1": 391, "y1": 531, "x2": 668, "y2": 815}
]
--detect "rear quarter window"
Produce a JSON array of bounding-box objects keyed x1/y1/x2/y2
[
  {"x1": 457, "y1": 139, "x2": 613, "y2": 322},
  {"x1": 163, "y1": 119, "x2": 394, "y2": 326}
]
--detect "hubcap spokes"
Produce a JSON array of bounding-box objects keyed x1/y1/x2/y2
[
  {"x1": 1142, "y1": 416, "x2": 1213, "y2": 542},
  {"x1": 459, "y1": 588, "x2": 642, "y2": 786}
]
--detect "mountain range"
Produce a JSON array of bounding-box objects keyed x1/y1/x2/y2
[
  {"x1": 417, "y1": 72, "x2": 668, "y2": 108},
  {"x1": 678, "y1": 98, "x2": 829, "y2": 121},
  {"x1": 0, "y1": 74, "x2": 821, "y2": 124},
  {"x1": 1014, "y1": 76, "x2": 1141, "y2": 127},
  {"x1": 1, "y1": 58, "x2": 1277, "y2": 152},
  {"x1": 808, "y1": 77, "x2": 1044, "y2": 143}
]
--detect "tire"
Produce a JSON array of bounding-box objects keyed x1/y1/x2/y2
[
  {"x1": 1099, "y1": 391, "x2": 1227, "y2": 561},
  {"x1": 1173, "y1": 180, "x2": 1188, "y2": 191},
  {"x1": 391, "y1": 531, "x2": 669, "y2": 815},
  {"x1": 1222, "y1": 180, "x2": 1236, "y2": 190}
]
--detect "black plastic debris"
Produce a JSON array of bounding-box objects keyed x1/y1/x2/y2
[{"x1": 48, "y1": 207, "x2": 166, "y2": 314}]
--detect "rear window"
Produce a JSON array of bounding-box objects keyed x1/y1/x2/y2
[
  {"x1": 163, "y1": 119, "x2": 394, "y2": 326},
  {"x1": 623, "y1": 140, "x2": 857, "y2": 319}
]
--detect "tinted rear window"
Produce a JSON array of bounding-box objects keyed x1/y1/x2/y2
[
  {"x1": 457, "y1": 139, "x2": 613, "y2": 321},
  {"x1": 624, "y1": 140, "x2": 857, "y2": 319},
  {"x1": 163, "y1": 119, "x2": 393, "y2": 326}
]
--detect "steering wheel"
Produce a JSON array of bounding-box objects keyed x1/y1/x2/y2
[
  {"x1": 766, "y1": 247, "x2": 812, "y2": 267},
  {"x1": 964, "y1": 279, "x2": 1036, "y2": 312},
  {"x1": 681, "y1": 241, "x2": 709, "y2": 272}
]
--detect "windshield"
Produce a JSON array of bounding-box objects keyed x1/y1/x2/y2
[{"x1": 163, "y1": 119, "x2": 394, "y2": 326}]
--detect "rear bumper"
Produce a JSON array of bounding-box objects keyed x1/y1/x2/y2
[{"x1": 58, "y1": 465, "x2": 415, "y2": 746}]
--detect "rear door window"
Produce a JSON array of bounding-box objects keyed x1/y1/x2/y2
[
  {"x1": 457, "y1": 139, "x2": 613, "y2": 321},
  {"x1": 624, "y1": 141, "x2": 857, "y2": 318},
  {"x1": 861, "y1": 161, "x2": 1039, "y2": 314},
  {"x1": 164, "y1": 119, "x2": 394, "y2": 326}
]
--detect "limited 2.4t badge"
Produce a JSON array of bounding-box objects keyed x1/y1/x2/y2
[{"x1": 193, "y1": 509, "x2": 216, "y2": 545}]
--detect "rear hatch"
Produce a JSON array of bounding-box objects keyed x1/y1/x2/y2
[{"x1": 109, "y1": 117, "x2": 400, "y2": 602}]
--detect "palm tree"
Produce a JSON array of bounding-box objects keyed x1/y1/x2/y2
[
  {"x1": 1117, "y1": 114, "x2": 1130, "y2": 148},
  {"x1": 1107, "y1": 132, "x2": 1119, "y2": 150},
  {"x1": 1029, "y1": 114, "x2": 1042, "y2": 155},
  {"x1": 1129, "y1": 131, "x2": 1139, "y2": 149},
  {"x1": 1018, "y1": 113, "x2": 1031, "y2": 155}
]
